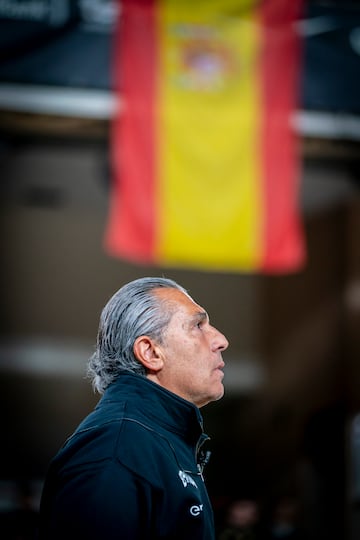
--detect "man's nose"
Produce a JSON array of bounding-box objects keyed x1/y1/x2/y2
[{"x1": 211, "y1": 327, "x2": 229, "y2": 352}]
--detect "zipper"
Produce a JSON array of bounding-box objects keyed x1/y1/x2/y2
[{"x1": 196, "y1": 433, "x2": 211, "y2": 480}]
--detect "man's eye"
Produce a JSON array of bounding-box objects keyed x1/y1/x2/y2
[{"x1": 196, "y1": 322, "x2": 203, "y2": 329}]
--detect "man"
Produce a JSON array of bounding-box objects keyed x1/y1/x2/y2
[{"x1": 39, "y1": 277, "x2": 229, "y2": 539}]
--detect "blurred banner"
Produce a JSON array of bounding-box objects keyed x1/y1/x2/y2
[
  {"x1": 0, "y1": 1, "x2": 359, "y2": 114},
  {"x1": 105, "y1": 0, "x2": 305, "y2": 272},
  {"x1": 0, "y1": 0, "x2": 116, "y2": 88}
]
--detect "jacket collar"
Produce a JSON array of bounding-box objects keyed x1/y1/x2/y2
[{"x1": 98, "y1": 373, "x2": 204, "y2": 445}]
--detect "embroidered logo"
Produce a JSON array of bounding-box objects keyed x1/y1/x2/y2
[
  {"x1": 178, "y1": 470, "x2": 198, "y2": 489},
  {"x1": 190, "y1": 504, "x2": 203, "y2": 516}
]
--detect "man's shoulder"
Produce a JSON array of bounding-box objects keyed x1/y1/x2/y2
[
  {"x1": 53, "y1": 400, "x2": 174, "y2": 477},
  {"x1": 46, "y1": 413, "x2": 177, "y2": 495}
]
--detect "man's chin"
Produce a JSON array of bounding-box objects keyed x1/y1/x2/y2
[
  {"x1": 210, "y1": 384, "x2": 225, "y2": 404},
  {"x1": 215, "y1": 385, "x2": 225, "y2": 401}
]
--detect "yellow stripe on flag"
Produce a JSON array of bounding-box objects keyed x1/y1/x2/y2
[{"x1": 156, "y1": 0, "x2": 263, "y2": 270}]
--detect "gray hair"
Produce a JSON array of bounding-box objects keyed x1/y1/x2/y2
[{"x1": 87, "y1": 277, "x2": 188, "y2": 394}]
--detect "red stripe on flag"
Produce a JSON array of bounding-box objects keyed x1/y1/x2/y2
[
  {"x1": 260, "y1": 0, "x2": 305, "y2": 271},
  {"x1": 106, "y1": 0, "x2": 158, "y2": 262}
]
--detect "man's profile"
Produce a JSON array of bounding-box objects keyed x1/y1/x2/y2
[{"x1": 39, "y1": 276, "x2": 229, "y2": 539}]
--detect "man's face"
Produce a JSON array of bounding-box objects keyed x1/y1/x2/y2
[{"x1": 154, "y1": 288, "x2": 229, "y2": 408}]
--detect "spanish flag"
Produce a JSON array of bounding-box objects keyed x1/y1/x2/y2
[{"x1": 106, "y1": 0, "x2": 305, "y2": 273}]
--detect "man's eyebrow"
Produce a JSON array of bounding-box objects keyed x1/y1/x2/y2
[{"x1": 193, "y1": 311, "x2": 209, "y2": 323}]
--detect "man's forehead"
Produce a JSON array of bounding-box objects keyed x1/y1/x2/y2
[{"x1": 155, "y1": 287, "x2": 204, "y2": 314}]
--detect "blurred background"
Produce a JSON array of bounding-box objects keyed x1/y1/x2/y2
[{"x1": 0, "y1": 0, "x2": 359, "y2": 539}]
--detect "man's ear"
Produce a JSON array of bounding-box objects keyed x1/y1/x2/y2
[{"x1": 133, "y1": 335, "x2": 164, "y2": 373}]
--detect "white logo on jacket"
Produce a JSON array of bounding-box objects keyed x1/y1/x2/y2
[
  {"x1": 190, "y1": 504, "x2": 203, "y2": 516},
  {"x1": 178, "y1": 470, "x2": 198, "y2": 489}
]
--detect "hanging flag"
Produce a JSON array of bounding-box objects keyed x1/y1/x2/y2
[{"x1": 106, "y1": 0, "x2": 305, "y2": 273}]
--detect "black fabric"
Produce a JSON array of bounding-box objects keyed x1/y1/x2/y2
[{"x1": 39, "y1": 373, "x2": 215, "y2": 540}]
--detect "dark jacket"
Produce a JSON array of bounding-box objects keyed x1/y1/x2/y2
[{"x1": 39, "y1": 373, "x2": 215, "y2": 539}]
